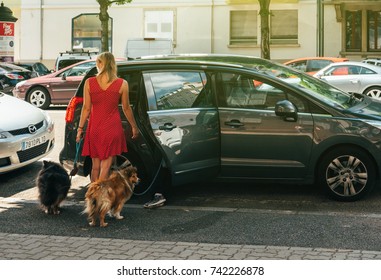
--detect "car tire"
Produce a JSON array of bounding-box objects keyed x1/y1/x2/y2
[
  {"x1": 27, "y1": 87, "x2": 51, "y2": 109},
  {"x1": 364, "y1": 86, "x2": 381, "y2": 100},
  {"x1": 317, "y1": 146, "x2": 376, "y2": 202}
]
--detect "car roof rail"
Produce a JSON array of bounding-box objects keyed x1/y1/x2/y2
[{"x1": 59, "y1": 47, "x2": 99, "y2": 57}]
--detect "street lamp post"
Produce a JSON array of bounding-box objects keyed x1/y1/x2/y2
[{"x1": 0, "y1": 1, "x2": 18, "y2": 62}]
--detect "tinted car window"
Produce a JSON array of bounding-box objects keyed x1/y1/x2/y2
[
  {"x1": 148, "y1": 71, "x2": 209, "y2": 110},
  {"x1": 35, "y1": 63, "x2": 49, "y2": 73},
  {"x1": 58, "y1": 61, "x2": 95, "y2": 77},
  {"x1": 218, "y1": 73, "x2": 286, "y2": 109},
  {"x1": 217, "y1": 72, "x2": 310, "y2": 112},
  {"x1": 360, "y1": 67, "x2": 377, "y2": 74},
  {"x1": 308, "y1": 60, "x2": 331, "y2": 72},
  {"x1": 119, "y1": 71, "x2": 141, "y2": 106},
  {"x1": 288, "y1": 60, "x2": 307, "y2": 72},
  {"x1": 58, "y1": 59, "x2": 86, "y2": 70}
]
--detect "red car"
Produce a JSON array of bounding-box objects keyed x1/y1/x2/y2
[
  {"x1": 284, "y1": 57, "x2": 349, "y2": 75},
  {"x1": 12, "y1": 59, "x2": 97, "y2": 109}
]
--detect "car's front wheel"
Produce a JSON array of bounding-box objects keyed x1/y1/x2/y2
[
  {"x1": 27, "y1": 87, "x2": 51, "y2": 109},
  {"x1": 317, "y1": 146, "x2": 376, "y2": 201},
  {"x1": 364, "y1": 86, "x2": 381, "y2": 100}
]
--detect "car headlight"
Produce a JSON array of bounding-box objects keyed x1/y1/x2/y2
[
  {"x1": 42, "y1": 111, "x2": 54, "y2": 133},
  {"x1": 0, "y1": 130, "x2": 12, "y2": 139}
]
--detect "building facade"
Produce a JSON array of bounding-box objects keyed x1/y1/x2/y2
[{"x1": 10, "y1": 0, "x2": 381, "y2": 67}]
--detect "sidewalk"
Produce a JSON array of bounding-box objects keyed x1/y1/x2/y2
[{"x1": 1, "y1": 232, "x2": 381, "y2": 260}]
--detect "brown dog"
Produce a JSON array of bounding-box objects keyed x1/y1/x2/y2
[{"x1": 84, "y1": 165, "x2": 139, "y2": 227}]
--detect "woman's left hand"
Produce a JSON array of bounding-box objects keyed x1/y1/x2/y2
[{"x1": 131, "y1": 127, "x2": 139, "y2": 139}]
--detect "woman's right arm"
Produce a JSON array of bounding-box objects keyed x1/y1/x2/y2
[{"x1": 76, "y1": 79, "x2": 91, "y2": 142}]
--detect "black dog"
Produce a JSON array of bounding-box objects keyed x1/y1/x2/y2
[{"x1": 37, "y1": 160, "x2": 71, "y2": 214}]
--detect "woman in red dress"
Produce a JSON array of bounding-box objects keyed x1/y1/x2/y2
[{"x1": 76, "y1": 52, "x2": 138, "y2": 182}]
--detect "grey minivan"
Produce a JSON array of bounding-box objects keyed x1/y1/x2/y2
[{"x1": 60, "y1": 55, "x2": 381, "y2": 201}]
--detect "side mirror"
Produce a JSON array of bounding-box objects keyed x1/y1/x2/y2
[
  {"x1": 275, "y1": 100, "x2": 298, "y2": 122},
  {"x1": 62, "y1": 73, "x2": 67, "y2": 80}
]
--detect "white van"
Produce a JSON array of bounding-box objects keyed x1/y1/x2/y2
[
  {"x1": 54, "y1": 48, "x2": 99, "y2": 71},
  {"x1": 125, "y1": 38, "x2": 173, "y2": 59}
]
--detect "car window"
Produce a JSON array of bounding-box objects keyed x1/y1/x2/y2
[
  {"x1": 59, "y1": 61, "x2": 95, "y2": 77},
  {"x1": 57, "y1": 59, "x2": 86, "y2": 70},
  {"x1": 329, "y1": 66, "x2": 349, "y2": 75},
  {"x1": 217, "y1": 73, "x2": 282, "y2": 109},
  {"x1": 360, "y1": 67, "x2": 376, "y2": 74},
  {"x1": 119, "y1": 71, "x2": 141, "y2": 106},
  {"x1": 148, "y1": 71, "x2": 211, "y2": 110},
  {"x1": 287, "y1": 60, "x2": 307, "y2": 72},
  {"x1": 216, "y1": 72, "x2": 308, "y2": 112},
  {"x1": 36, "y1": 63, "x2": 49, "y2": 73},
  {"x1": 307, "y1": 60, "x2": 331, "y2": 72}
]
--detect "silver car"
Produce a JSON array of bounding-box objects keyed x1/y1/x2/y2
[
  {"x1": 314, "y1": 61, "x2": 381, "y2": 100},
  {"x1": 0, "y1": 92, "x2": 55, "y2": 174}
]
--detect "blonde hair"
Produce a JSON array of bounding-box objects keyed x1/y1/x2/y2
[{"x1": 97, "y1": 52, "x2": 117, "y2": 83}]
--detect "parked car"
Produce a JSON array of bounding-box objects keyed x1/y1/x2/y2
[
  {"x1": 284, "y1": 57, "x2": 349, "y2": 75},
  {"x1": 13, "y1": 62, "x2": 51, "y2": 76},
  {"x1": 60, "y1": 54, "x2": 381, "y2": 202},
  {"x1": 314, "y1": 61, "x2": 381, "y2": 100},
  {"x1": 0, "y1": 62, "x2": 35, "y2": 95},
  {"x1": 362, "y1": 58, "x2": 381, "y2": 67},
  {"x1": 54, "y1": 48, "x2": 98, "y2": 71},
  {"x1": 12, "y1": 59, "x2": 97, "y2": 109},
  {"x1": 0, "y1": 92, "x2": 55, "y2": 174}
]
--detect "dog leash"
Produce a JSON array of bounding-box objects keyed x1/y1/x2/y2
[
  {"x1": 115, "y1": 160, "x2": 162, "y2": 197},
  {"x1": 132, "y1": 161, "x2": 162, "y2": 196},
  {"x1": 69, "y1": 138, "x2": 83, "y2": 178},
  {"x1": 116, "y1": 169, "x2": 134, "y2": 193}
]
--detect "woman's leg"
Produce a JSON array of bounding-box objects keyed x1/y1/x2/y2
[
  {"x1": 91, "y1": 158, "x2": 101, "y2": 182},
  {"x1": 99, "y1": 156, "x2": 114, "y2": 180}
]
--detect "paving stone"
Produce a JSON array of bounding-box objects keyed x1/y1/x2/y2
[{"x1": 1, "y1": 232, "x2": 381, "y2": 260}]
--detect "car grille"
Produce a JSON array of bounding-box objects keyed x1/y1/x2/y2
[
  {"x1": 8, "y1": 121, "x2": 44, "y2": 136},
  {"x1": 17, "y1": 141, "x2": 49, "y2": 163}
]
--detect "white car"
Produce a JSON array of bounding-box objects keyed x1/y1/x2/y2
[
  {"x1": 362, "y1": 58, "x2": 381, "y2": 67},
  {"x1": 314, "y1": 61, "x2": 381, "y2": 100},
  {"x1": 0, "y1": 92, "x2": 55, "y2": 174}
]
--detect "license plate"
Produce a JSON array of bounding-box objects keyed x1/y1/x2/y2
[{"x1": 22, "y1": 135, "x2": 47, "y2": 151}]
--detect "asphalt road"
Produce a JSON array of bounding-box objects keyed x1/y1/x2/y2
[{"x1": 1, "y1": 107, "x2": 381, "y2": 252}]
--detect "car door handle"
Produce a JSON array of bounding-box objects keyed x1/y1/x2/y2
[
  {"x1": 225, "y1": 119, "x2": 244, "y2": 127},
  {"x1": 159, "y1": 123, "x2": 177, "y2": 131},
  {"x1": 350, "y1": 80, "x2": 359, "y2": 84}
]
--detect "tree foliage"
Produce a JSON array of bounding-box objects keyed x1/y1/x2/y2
[{"x1": 97, "y1": 0, "x2": 132, "y2": 52}]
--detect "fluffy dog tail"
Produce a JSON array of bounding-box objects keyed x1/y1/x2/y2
[
  {"x1": 83, "y1": 184, "x2": 100, "y2": 216},
  {"x1": 83, "y1": 184, "x2": 111, "y2": 220},
  {"x1": 83, "y1": 196, "x2": 96, "y2": 216}
]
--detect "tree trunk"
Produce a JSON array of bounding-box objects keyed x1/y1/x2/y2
[
  {"x1": 259, "y1": 0, "x2": 271, "y2": 60},
  {"x1": 98, "y1": 0, "x2": 109, "y2": 52}
]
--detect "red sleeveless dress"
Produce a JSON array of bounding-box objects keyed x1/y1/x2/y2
[{"x1": 82, "y1": 77, "x2": 127, "y2": 160}]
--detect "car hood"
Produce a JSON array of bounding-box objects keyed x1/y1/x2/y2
[{"x1": 0, "y1": 93, "x2": 46, "y2": 130}]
